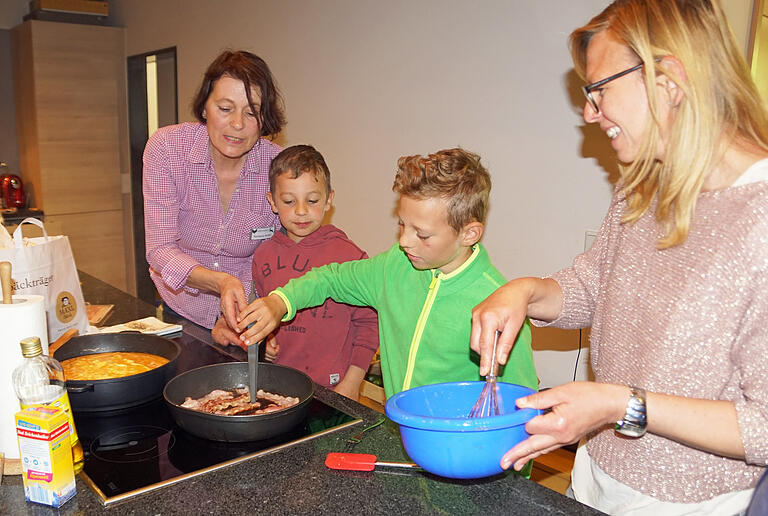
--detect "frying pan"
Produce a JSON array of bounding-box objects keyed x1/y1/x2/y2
[
  {"x1": 163, "y1": 362, "x2": 314, "y2": 442},
  {"x1": 52, "y1": 332, "x2": 181, "y2": 412}
]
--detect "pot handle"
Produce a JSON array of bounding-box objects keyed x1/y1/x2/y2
[{"x1": 67, "y1": 383, "x2": 94, "y2": 393}]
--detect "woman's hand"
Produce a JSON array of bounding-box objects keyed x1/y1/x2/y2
[
  {"x1": 217, "y1": 274, "x2": 248, "y2": 330},
  {"x1": 471, "y1": 277, "x2": 563, "y2": 375},
  {"x1": 211, "y1": 315, "x2": 244, "y2": 349},
  {"x1": 186, "y1": 266, "x2": 247, "y2": 330},
  {"x1": 236, "y1": 294, "x2": 288, "y2": 346},
  {"x1": 500, "y1": 382, "x2": 628, "y2": 471}
]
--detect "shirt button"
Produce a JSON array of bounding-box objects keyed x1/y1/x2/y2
[{"x1": 213, "y1": 262, "x2": 219, "y2": 268}]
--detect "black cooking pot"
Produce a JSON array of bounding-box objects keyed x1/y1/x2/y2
[
  {"x1": 163, "y1": 362, "x2": 314, "y2": 442},
  {"x1": 53, "y1": 332, "x2": 181, "y2": 412}
]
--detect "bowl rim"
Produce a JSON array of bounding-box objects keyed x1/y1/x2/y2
[{"x1": 385, "y1": 381, "x2": 541, "y2": 432}]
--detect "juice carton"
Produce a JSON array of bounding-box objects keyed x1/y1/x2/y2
[{"x1": 15, "y1": 405, "x2": 76, "y2": 508}]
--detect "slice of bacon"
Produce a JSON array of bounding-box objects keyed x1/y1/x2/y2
[{"x1": 180, "y1": 387, "x2": 299, "y2": 415}]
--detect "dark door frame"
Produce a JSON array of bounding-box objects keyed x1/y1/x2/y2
[{"x1": 127, "y1": 47, "x2": 178, "y2": 304}]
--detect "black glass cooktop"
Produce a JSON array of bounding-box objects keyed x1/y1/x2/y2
[{"x1": 72, "y1": 337, "x2": 361, "y2": 506}]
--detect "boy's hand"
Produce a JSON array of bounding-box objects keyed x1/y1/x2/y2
[
  {"x1": 237, "y1": 294, "x2": 288, "y2": 346},
  {"x1": 264, "y1": 333, "x2": 279, "y2": 362},
  {"x1": 212, "y1": 315, "x2": 244, "y2": 349},
  {"x1": 332, "y1": 365, "x2": 366, "y2": 401}
]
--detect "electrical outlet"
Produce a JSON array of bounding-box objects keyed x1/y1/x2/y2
[{"x1": 584, "y1": 230, "x2": 598, "y2": 252}]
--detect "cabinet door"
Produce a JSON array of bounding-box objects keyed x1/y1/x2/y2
[{"x1": 12, "y1": 20, "x2": 125, "y2": 216}]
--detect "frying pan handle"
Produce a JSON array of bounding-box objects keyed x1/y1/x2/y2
[{"x1": 67, "y1": 383, "x2": 95, "y2": 393}]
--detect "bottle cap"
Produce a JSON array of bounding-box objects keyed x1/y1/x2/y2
[{"x1": 19, "y1": 336, "x2": 43, "y2": 358}]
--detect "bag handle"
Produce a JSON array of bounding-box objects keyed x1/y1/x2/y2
[
  {"x1": 12, "y1": 217, "x2": 50, "y2": 247},
  {"x1": 0, "y1": 222, "x2": 11, "y2": 247}
]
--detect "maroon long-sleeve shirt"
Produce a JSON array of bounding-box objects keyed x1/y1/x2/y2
[{"x1": 251, "y1": 225, "x2": 379, "y2": 387}]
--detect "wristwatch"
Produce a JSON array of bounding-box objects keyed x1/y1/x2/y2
[{"x1": 614, "y1": 386, "x2": 647, "y2": 437}]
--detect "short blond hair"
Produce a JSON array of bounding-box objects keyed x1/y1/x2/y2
[
  {"x1": 571, "y1": 0, "x2": 768, "y2": 248},
  {"x1": 392, "y1": 148, "x2": 490, "y2": 233}
]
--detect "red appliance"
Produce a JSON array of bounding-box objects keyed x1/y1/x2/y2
[{"x1": 1, "y1": 174, "x2": 26, "y2": 209}]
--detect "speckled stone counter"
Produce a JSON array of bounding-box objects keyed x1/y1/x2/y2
[{"x1": 0, "y1": 272, "x2": 603, "y2": 515}]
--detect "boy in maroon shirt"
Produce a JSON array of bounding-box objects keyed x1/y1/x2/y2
[{"x1": 213, "y1": 145, "x2": 379, "y2": 400}]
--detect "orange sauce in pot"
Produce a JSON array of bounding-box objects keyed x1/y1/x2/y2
[{"x1": 62, "y1": 352, "x2": 169, "y2": 380}]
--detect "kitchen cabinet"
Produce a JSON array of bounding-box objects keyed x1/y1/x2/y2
[{"x1": 10, "y1": 20, "x2": 131, "y2": 291}]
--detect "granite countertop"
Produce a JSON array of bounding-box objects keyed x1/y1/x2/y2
[{"x1": 0, "y1": 272, "x2": 603, "y2": 515}]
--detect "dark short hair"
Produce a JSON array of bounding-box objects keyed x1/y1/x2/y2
[
  {"x1": 269, "y1": 145, "x2": 332, "y2": 194},
  {"x1": 191, "y1": 50, "x2": 286, "y2": 137},
  {"x1": 393, "y1": 148, "x2": 491, "y2": 232}
]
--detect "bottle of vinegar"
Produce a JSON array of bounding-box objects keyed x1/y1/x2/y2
[{"x1": 12, "y1": 336, "x2": 85, "y2": 473}]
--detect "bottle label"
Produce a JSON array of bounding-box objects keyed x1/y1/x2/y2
[{"x1": 21, "y1": 390, "x2": 80, "y2": 447}]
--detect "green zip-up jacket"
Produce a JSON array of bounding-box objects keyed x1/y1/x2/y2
[{"x1": 275, "y1": 243, "x2": 538, "y2": 398}]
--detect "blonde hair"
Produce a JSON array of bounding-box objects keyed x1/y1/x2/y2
[
  {"x1": 571, "y1": 0, "x2": 768, "y2": 248},
  {"x1": 392, "y1": 148, "x2": 491, "y2": 232}
]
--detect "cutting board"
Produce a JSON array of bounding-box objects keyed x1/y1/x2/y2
[{"x1": 86, "y1": 303, "x2": 114, "y2": 326}]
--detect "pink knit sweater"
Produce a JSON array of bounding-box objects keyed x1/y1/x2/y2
[{"x1": 539, "y1": 175, "x2": 768, "y2": 503}]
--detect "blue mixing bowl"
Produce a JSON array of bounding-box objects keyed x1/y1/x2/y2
[{"x1": 385, "y1": 381, "x2": 540, "y2": 479}]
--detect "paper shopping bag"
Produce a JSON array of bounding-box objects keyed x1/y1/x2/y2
[{"x1": 0, "y1": 218, "x2": 89, "y2": 341}]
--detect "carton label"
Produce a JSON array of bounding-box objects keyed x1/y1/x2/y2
[{"x1": 15, "y1": 406, "x2": 76, "y2": 508}]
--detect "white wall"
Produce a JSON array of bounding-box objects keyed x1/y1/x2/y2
[
  {"x1": 106, "y1": 0, "x2": 613, "y2": 388},
  {"x1": 0, "y1": 0, "x2": 757, "y2": 388}
]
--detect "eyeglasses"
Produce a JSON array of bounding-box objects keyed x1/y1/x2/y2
[{"x1": 582, "y1": 62, "x2": 644, "y2": 114}]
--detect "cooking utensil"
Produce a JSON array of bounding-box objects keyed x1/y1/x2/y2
[
  {"x1": 0, "y1": 261, "x2": 12, "y2": 304},
  {"x1": 468, "y1": 331, "x2": 502, "y2": 418},
  {"x1": 325, "y1": 452, "x2": 420, "y2": 472},
  {"x1": 248, "y1": 341, "x2": 259, "y2": 403},
  {"x1": 48, "y1": 328, "x2": 79, "y2": 356},
  {"x1": 52, "y1": 332, "x2": 181, "y2": 412},
  {"x1": 385, "y1": 381, "x2": 540, "y2": 479},
  {"x1": 163, "y1": 362, "x2": 314, "y2": 442}
]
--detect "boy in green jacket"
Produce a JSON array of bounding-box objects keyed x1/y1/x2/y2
[{"x1": 235, "y1": 148, "x2": 538, "y2": 399}]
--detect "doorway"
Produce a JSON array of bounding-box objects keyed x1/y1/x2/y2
[{"x1": 127, "y1": 47, "x2": 178, "y2": 304}]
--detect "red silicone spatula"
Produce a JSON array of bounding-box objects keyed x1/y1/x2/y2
[{"x1": 325, "y1": 452, "x2": 420, "y2": 471}]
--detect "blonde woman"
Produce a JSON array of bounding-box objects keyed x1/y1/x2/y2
[{"x1": 471, "y1": 0, "x2": 768, "y2": 513}]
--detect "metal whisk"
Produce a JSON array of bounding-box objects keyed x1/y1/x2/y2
[{"x1": 468, "y1": 331, "x2": 502, "y2": 418}]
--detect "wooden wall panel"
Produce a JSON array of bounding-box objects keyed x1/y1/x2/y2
[
  {"x1": 11, "y1": 23, "x2": 42, "y2": 211},
  {"x1": 11, "y1": 20, "x2": 129, "y2": 291},
  {"x1": 28, "y1": 21, "x2": 124, "y2": 216}
]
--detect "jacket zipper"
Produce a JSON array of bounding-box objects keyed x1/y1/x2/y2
[{"x1": 401, "y1": 271, "x2": 442, "y2": 391}]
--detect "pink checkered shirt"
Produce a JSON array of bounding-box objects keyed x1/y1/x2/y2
[{"x1": 143, "y1": 122, "x2": 281, "y2": 328}]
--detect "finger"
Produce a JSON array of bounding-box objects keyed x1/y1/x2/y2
[
  {"x1": 238, "y1": 297, "x2": 263, "y2": 318},
  {"x1": 513, "y1": 442, "x2": 563, "y2": 471},
  {"x1": 522, "y1": 410, "x2": 564, "y2": 438},
  {"x1": 223, "y1": 310, "x2": 239, "y2": 333},
  {"x1": 240, "y1": 315, "x2": 272, "y2": 346},
  {"x1": 495, "y1": 324, "x2": 518, "y2": 366},
  {"x1": 516, "y1": 389, "x2": 558, "y2": 410},
  {"x1": 234, "y1": 287, "x2": 247, "y2": 313},
  {"x1": 474, "y1": 321, "x2": 500, "y2": 376},
  {"x1": 500, "y1": 434, "x2": 558, "y2": 470},
  {"x1": 235, "y1": 303, "x2": 261, "y2": 332}
]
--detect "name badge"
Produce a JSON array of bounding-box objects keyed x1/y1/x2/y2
[{"x1": 251, "y1": 227, "x2": 275, "y2": 241}]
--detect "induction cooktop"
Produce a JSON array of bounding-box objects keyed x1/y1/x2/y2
[{"x1": 73, "y1": 337, "x2": 361, "y2": 506}]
